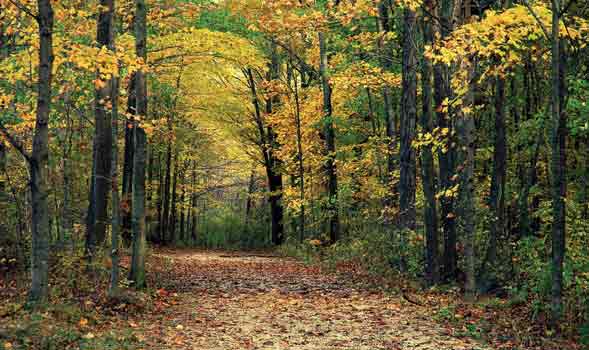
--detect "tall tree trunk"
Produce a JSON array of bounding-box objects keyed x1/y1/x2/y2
[
  {"x1": 161, "y1": 143, "x2": 172, "y2": 242},
  {"x1": 421, "y1": 0, "x2": 440, "y2": 285},
  {"x1": 245, "y1": 164, "x2": 255, "y2": 229},
  {"x1": 246, "y1": 66, "x2": 284, "y2": 245},
  {"x1": 190, "y1": 162, "x2": 197, "y2": 242},
  {"x1": 482, "y1": 76, "x2": 506, "y2": 279},
  {"x1": 376, "y1": 0, "x2": 397, "y2": 227},
  {"x1": 266, "y1": 42, "x2": 285, "y2": 246},
  {"x1": 179, "y1": 175, "x2": 186, "y2": 243},
  {"x1": 105, "y1": 0, "x2": 120, "y2": 296},
  {"x1": 129, "y1": 0, "x2": 147, "y2": 289},
  {"x1": 436, "y1": 0, "x2": 458, "y2": 281},
  {"x1": 456, "y1": 57, "x2": 477, "y2": 302},
  {"x1": 85, "y1": 0, "x2": 114, "y2": 256},
  {"x1": 550, "y1": 0, "x2": 566, "y2": 324},
  {"x1": 292, "y1": 64, "x2": 305, "y2": 243},
  {"x1": 61, "y1": 102, "x2": 74, "y2": 247},
  {"x1": 0, "y1": 144, "x2": 7, "y2": 248},
  {"x1": 146, "y1": 147, "x2": 156, "y2": 241},
  {"x1": 110, "y1": 73, "x2": 121, "y2": 296},
  {"x1": 169, "y1": 152, "x2": 179, "y2": 243},
  {"x1": 121, "y1": 77, "x2": 135, "y2": 247},
  {"x1": 399, "y1": 7, "x2": 418, "y2": 270},
  {"x1": 28, "y1": 0, "x2": 54, "y2": 305},
  {"x1": 318, "y1": 32, "x2": 340, "y2": 243},
  {"x1": 156, "y1": 151, "x2": 164, "y2": 242}
]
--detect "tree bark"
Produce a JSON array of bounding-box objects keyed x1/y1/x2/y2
[
  {"x1": 246, "y1": 66, "x2": 284, "y2": 245},
  {"x1": 28, "y1": 0, "x2": 54, "y2": 305},
  {"x1": 0, "y1": 144, "x2": 7, "y2": 249},
  {"x1": 399, "y1": 7, "x2": 418, "y2": 270},
  {"x1": 376, "y1": 0, "x2": 397, "y2": 227},
  {"x1": 294, "y1": 73, "x2": 305, "y2": 243},
  {"x1": 110, "y1": 74, "x2": 121, "y2": 296},
  {"x1": 129, "y1": 0, "x2": 148, "y2": 289},
  {"x1": 550, "y1": 0, "x2": 566, "y2": 324},
  {"x1": 265, "y1": 42, "x2": 285, "y2": 246},
  {"x1": 421, "y1": 0, "x2": 440, "y2": 285},
  {"x1": 170, "y1": 152, "x2": 179, "y2": 243},
  {"x1": 86, "y1": 0, "x2": 115, "y2": 257},
  {"x1": 318, "y1": 32, "x2": 340, "y2": 243},
  {"x1": 436, "y1": 0, "x2": 458, "y2": 281},
  {"x1": 482, "y1": 76, "x2": 506, "y2": 279},
  {"x1": 161, "y1": 140, "x2": 172, "y2": 243},
  {"x1": 179, "y1": 172, "x2": 186, "y2": 243},
  {"x1": 121, "y1": 75, "x2": 135, "y2": 247},
  {"x1": 456, "y1": 58, "x2": 477, "y2": 302}
]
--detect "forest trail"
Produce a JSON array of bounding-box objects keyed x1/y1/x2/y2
[{"x1": 136, "y1": 249, "x2": 489, "y2": 350}]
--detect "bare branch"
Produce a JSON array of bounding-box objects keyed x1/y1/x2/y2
[
  {"x1": 7, "y1": 0, "x2": 38, "y2": 21},
  {"x1": 521, "y1": 0, "x2": 551, "y2": 40},
  {"x1": 0, "y1": 121, "x2": 31, "y2": 162}
]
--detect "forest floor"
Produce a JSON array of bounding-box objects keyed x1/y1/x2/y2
[
  {"x1": 131, "y1": 249, "x2": 489, "y2": 350},
  {"x1": 1, "y1": 248, "x2": 580, "y2": 349}
]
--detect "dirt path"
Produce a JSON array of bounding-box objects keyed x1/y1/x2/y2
[{"x1": 137, "y1": 250, "x2": 489, "y2": 350}]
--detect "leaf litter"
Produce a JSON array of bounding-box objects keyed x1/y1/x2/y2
[{"x1": 137, "y1": 249, "x2": 489, "y2": 350}]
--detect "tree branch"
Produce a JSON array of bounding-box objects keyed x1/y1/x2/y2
[
  {"x1": 7, "y1": 0, "x2": 39, "y2": 21},
  {"x1": 0, "y1": 121, "x2": 31, "y2": 162},
  {"x1": 521, "y1": 0, "x2": 551, "y2": 40}
]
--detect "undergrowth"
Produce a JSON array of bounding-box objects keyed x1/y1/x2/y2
[{"x1": 0, "y1": 247, "x2": 155, "y2": 350}]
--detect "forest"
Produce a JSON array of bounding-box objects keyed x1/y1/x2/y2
[{"x1": 0, "y1": 0, "x2": 588, "y2": 349}]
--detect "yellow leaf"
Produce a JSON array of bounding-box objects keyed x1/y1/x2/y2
[{"x1": 78, "y1": 317, "x2": 88, "y2": 327}]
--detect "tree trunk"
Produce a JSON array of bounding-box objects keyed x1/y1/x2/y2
[
  {"x1": 129, "y1": 0, "x2": 147, "y2": 289},
  {"x1": 110, "y1": 74, "x2": 121, "y2": 296},
  {"x1": 179, "y1": 175, "x2": 186, "y2": 243},
  {"x1": 61, "y1": 102, "x2": 74, "y2": 247},
  {"x1": 550, "y1": 0, "x2": 566, "y2": 324},
  {"x1": 436, "y1": 0, "x2": 458, "y2": 281},
  {"x1": 421, "y1": 0, "x2": 440, "y2": 285},
  {"x1": 246, "y1": 66, "x2": 284, "y2": 245},
  {"x1": 28, "y1": 0, "x2": 54, "y2": 305},
  {"x1": 376, "y1": 0, "x2": 397, "y2": 227},
  {"x1": 295, "y1": 81, "x2": 305, "y2": 243},
  {"x1": 0, "y1": 144, "x2": 7, "y2": 248},
  {"x1": 170, "y1": 152, "x2": 179, "y2": 243},
  {"x1": 161, "y1": 143, "x2": 172, "y2": 243},
  {"x1": 245, "y1": 165, "x2": 255, "y2": 228},
  {"x1": 121, "y1": 76, "x2": 135, "y2": 247},
  {"x1": 399, "y1": 7, "x2": 418, "y2": 270},
  {"x1": 266, "y1": 42, "x2": 285, "y2": 246},
  {"x1": 85, "y1": 0, "x2": 114, "y2": 256},
  {"x1": 156, "y1": 151, "x2": 164, "y2": 242},
  {"x1": 318, "y1": 32, "x2": 340, "y2": 243},
  {"x1": 482, "y1": 76, "x2": 506, "y2": 279},
  {"x1": 456, "y1": 59, "x2": 477, "y2": 302}
]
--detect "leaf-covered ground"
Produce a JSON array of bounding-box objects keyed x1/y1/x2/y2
[{"x1": 135, "y1": 250, "x2": 489, "y2": 350}]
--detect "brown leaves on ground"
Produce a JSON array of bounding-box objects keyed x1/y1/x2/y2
[
  {"x1": 136, "y1": 249, "x2": 488, "y2": 350},
  {"x1": 2, "y1": 248, "x2": 578, "y2": 349}
]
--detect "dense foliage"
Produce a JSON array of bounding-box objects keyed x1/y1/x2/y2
[{"x1": 1, "y1": 0, "x2": 589, "y2": 348}]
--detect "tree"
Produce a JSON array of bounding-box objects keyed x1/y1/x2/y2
[
  {"x1": 129, "y1": 0, "x2": 148, "y2": 289},
  {"x1": 319, "y1": 31, "x2": 340, "y2": 243},
  {"x1": 435, "y1": 0, "x2": 458, "y2": 281},
  {"x1": 86, "y1": 0, "x2": 115, "y2": 257},
  {"x1": 549, "y1": 0, "x2": 567, "y2": 325},
  {"x1": 421, "y1": 0, "x2": 440, "y2": 285},
  {"x1": 28, "y1": 0, "x2": 54, "y2": 305},
  {"x1": 0, "y1": 0, "x2": 57, "y2": 305},
  {"x1": 265, "y1": 41, "x2": 285, "y2": 245},
  {"x1": 399, "y1": 5, "x2": 417, "y2": 269}
]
